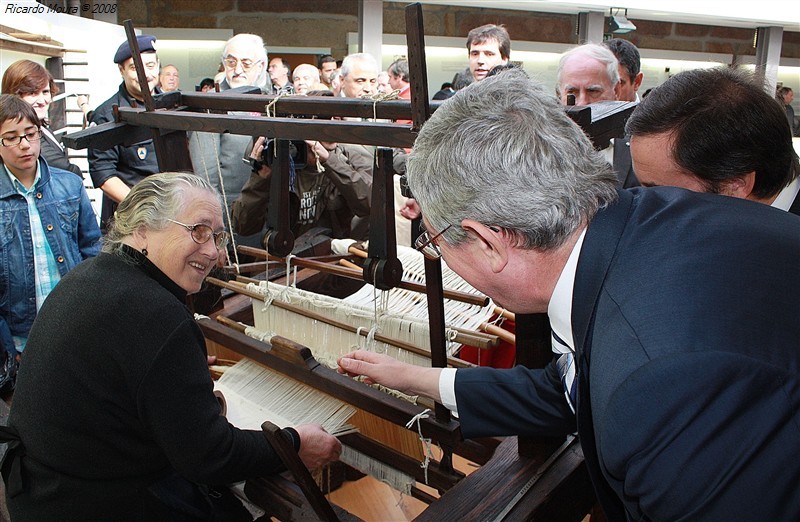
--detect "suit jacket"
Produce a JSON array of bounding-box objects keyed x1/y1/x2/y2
[
  {"x1": 455, "y1": 188, "x2": 800, "y2": 521},
  {"x1": 612, "y1": 136, "x2": 639, "y2": 188},
  {"x1": 789, "y1": 188, "x2": 800, "y2": 216}
]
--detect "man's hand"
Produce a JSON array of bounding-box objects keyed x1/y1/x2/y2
[
  {"x1": 294, "y1": 424, "x2": 342, "y2": 470},
  {"x1": 306, "y1": 140, "x2": 336, "y2": 164},
  {"x1": 337, "y1": 350, "x2": 442, "y2": 401},
  {"x1": 250, "y1": 136, "x2": 272, "y2": 178},
  {"x1": 399, "y1": 198, "x2": 422, "y2": 220}
]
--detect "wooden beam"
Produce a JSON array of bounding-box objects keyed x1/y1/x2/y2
[
  {"x1": 63, "y1": 110, "x2": 416, "y2": 151},
  {"x1": 173, "y1": 91, "x2": 443, "y2": 121}
]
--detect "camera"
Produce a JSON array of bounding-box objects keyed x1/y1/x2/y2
[
  {"x1": 262, "y1": 139, "x2": 308, "y2": 170},
  {"x1": 245, "y1": 138, "x2": 308, "y2": 173},
  {"x1": 399, "y1": 174, "x2": 413, "y2": 198}
]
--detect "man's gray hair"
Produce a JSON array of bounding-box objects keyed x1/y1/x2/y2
[
  {"x1": 340, "y1": 53, "x2": 378, "y2": 78},
  {"x1": 293, "y1": 63, "x2": 320, "y2": 83},
  {"x1": 407, "y1": 69, "x2": 618, "y2": 251},
  {"x1": 557, "y1": 43, "x2": 620, "y2": 90},
  {"x1": 103, "y1": 173, "x2": 223, "y2": 254}
]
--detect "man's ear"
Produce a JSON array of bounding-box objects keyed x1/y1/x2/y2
[
  {"x1": 633, "y1": 72, "x2": 644, "y2": 92},
  {"x1": 614, "y1": 80, "x2": 623, "y2": 101},
  {"x1": 722, "y1": 172, "x2": 756, "y2": 199},
  {"x1": 461, "y1": 219, "x2": 508, "y2": 273}
]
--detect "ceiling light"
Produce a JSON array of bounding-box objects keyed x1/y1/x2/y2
[{"x1": 607, "y1": 8, "x2": 637, "y2": 34}]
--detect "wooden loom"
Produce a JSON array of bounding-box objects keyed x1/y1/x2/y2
[{"x1": 61, "y1": 6, "x2": 611, "y2": 520}]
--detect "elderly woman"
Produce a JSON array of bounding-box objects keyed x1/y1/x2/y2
[
  {"x1": 1, "y1": 173, "x2": 340, "y2": 520},
  {"x1": 2, "y1": 59, "x2": 83, "y2": 177}
]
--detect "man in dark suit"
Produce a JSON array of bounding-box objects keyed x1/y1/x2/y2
[
  {"x1": 338, "y1": 69, "x2": 800, "y2": 520},
  {"x1": 627, "y1": 67, "x2": 800, "y2": 214}
]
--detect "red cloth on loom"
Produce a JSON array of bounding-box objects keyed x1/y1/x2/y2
[{"x1": 458, "y1": 317, "x2": 516, "y2": 368}]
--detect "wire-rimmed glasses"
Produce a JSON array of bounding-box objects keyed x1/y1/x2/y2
[
  {"x1": 168, "y1": 219, "x2": 229, "y2": 250},
  {"x1": 414, "y1": 223, "x2": 452, "y2": 260},
  {"x1": 222, "y1": 55, "x2": 261, "y2": 71}
]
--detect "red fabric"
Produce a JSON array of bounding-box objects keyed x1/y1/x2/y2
[{"x1": 458, "y1": 317, "x2": 516, "y2": 368}]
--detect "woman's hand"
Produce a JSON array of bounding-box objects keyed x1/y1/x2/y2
[{"x1": 294, "y1": 424, "x2": 342, "y2": 470}]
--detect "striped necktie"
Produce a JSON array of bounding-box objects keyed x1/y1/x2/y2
[{"x1": 553, "y1": 331, "x2": 577, "y2": 413}]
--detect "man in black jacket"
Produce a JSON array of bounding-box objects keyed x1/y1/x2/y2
[
  {"x1": 627, "y1": 67, "x2": 800, "y2": 215},
  {"x1": 88, "y1": 34, "x2": 161, "y2": 229}
]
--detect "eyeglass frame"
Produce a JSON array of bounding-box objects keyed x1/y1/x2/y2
[
  {"x1": 0, "y1": 129, "x2": 42, "y2": 148},
  {"x1": 222, "y1": 55, "x2": 262, "y2": 71},
  {"x1": 414, "y1": 223, "x2": 453, "y2": 260},
  {"x1": 414, "y1": 222, "x2": 502, "y2": 260},
  {"x1": 167, "y1": 219, "x2": 230, "y2": 250}
]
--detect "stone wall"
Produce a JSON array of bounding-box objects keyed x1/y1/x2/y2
[{"x1": 118, "y1": 0, "x2": 800, "y2": 61}]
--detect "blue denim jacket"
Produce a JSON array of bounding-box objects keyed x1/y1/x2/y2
[{"x1": 0, "y1": 158, "x2": 101, "y2": 353}]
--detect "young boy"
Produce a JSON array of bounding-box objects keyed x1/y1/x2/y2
[{"x1": 0, "y1": 95, "x2": 100, "y2": 391}]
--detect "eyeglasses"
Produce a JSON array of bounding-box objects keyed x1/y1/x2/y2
[
  {"x1": 415, "y1": 223, "x2": 452, "y2": 260},
  {"x1": 223, "y1": 55, "x2": 261, "y2": 71},
  {"x1": 168, "y1": 219, "x2": 230, "y2": 249},
  {"x1": 1, "y1": 130, "x2": 41, "y2": 147}
]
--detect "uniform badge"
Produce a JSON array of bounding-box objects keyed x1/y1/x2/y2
[{"x1": 137, "y1": 146, "x2": 147, "y2": 160}]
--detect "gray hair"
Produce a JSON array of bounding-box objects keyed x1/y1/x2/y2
[
  {"x1": 340, "y1": 53, "x2": 379, "y2": 78},
  {"x1": 406, "y1": 68, "x2": 618, "y2": 251},
  {"x1": 293, "y1": 63, "x2": 320, "y2": 83},
  {"x1": 557, "y1": 43, "x2": 619, "y2": 91},
  {"x1": 103, "y1": 173, "x2": 222, "y2": 254}
]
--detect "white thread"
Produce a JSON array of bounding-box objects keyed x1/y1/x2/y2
[
  {"x1": 284, "y1": 254, "x2": 296, "y2": 288},
  {"x1": 198, "y1": 131, "x2": 241, "y2": 270},
  {"x1": 366, "y1": 324, "x2": 380, "y2": 352},
  {"x1": 264, "y1": 91, "x2": 288, "y2": 118},
  {"x1": 355, "y1": 326, "x2": 367, "y2": 350},
  {"x1": 405, "y1": 408, "x2": 433, "y2": 485},
  {"x1": 367, "y1": 89, "x2": 400, "y2": 121}
]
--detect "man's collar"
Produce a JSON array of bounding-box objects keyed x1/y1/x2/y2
[
  {"x1": 772, "y1": 176, "x2": 800, "y2": 212},
  {"x1": 547, "y1": 228, "x2": 587, "y2": 350}
]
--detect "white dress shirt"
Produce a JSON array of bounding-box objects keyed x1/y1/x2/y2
[{"x1": 438, "y1": 229, "x2": 588, "y2": 415}]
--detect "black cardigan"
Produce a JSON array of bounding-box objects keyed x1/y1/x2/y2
[{"x1": 6, "y1": 246, "x2": 291, "y2": 520}]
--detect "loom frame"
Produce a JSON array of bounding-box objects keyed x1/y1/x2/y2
[{"x1": 58, "y1": 5, "x2": 619, "y2": 519}]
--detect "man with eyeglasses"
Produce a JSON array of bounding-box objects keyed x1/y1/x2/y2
[
  {"x1": 88, "y1": 34, "x2": 162, "y2": 230},
  {"x1": 189, "y1": 33, "x2": 269, "y2": 249},
  {"x1": 0, "y1": 95, "x2": 100, "y2": 387},
  {"x1": 338, "y1": 69, "x2": 800, "y2": 520}
]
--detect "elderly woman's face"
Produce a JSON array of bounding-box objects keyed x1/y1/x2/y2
[{"x1": 146, "y1": 187, "x2": 224, "y2": 294}]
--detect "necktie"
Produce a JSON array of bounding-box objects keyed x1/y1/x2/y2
[{"x1": 553, "y1": 331, "x2": 577, "y2": 413}]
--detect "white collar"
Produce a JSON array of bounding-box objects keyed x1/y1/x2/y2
[
  {"x1": 547, "y1": 228, "x2": 587, "y2": 351},
  {"x1": 771, "y1": 176, "x2": 800, "y2": 212}
]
